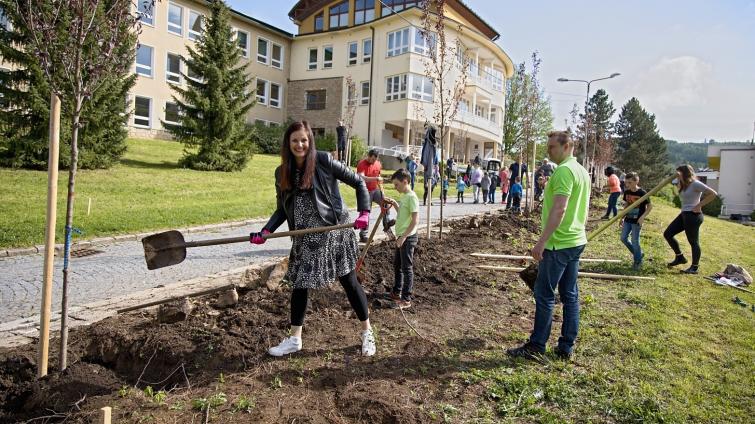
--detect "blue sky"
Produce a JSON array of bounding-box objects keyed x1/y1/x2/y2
[{"x1": 229, "y1": 0, "x2": 755, "y2": 142}]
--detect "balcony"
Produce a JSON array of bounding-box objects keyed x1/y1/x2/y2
[
  {"x1": 465, "y1": 73, "x2": 503, "y2": 95},
  {"x1": 456, "y1": 110, "x2": 502, "y2": 137}
]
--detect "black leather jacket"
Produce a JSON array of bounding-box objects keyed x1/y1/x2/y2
[{"x1": 263, "y1": 151, "x2": 370, "y2": 232}]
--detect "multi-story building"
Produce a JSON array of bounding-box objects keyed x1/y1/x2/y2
[
  {"x1": 130, "y1": 0, "x2": 293, "y2": 139},
  {"x1": 128, "y1": 0, "x2": 514, "y2": 164}
]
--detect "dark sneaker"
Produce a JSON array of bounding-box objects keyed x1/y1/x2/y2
[
  {"x1": 383, "y1": 291, "x2": 401, "y2": 301},
  {"x1": 383, "y1": 218, "x2": 396, "y2": 232},
  {"x1": 553, "y1": 347, "x2": 572, "y2": 360},
  {"x1": 506, "y1": 342, "x2": 543, "y2": 360},
  {"x1": 359, "y1": 235, "x2": 369, "y2": 243},
  {"x1": 667, "y1": 255, "x2": 688, "y2": 267},
  {"x1": 680, "y1": 266, "x2": 699, "y2": 274}
]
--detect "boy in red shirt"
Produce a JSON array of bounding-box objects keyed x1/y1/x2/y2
[{"x1": 356, "y1": 150, "x2": 395, "y2": 242}]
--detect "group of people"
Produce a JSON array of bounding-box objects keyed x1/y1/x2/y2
[{"x1": 250, "y1": 120, "x2": 716, "y2": 361}]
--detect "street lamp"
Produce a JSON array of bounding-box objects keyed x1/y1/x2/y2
[{"x1": 557, "y1": 73, "x2": 621, "y2": 169}]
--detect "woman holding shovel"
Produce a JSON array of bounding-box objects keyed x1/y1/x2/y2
[{"x1": 250, "y1": 121, "x2": 376, "y2": 357}]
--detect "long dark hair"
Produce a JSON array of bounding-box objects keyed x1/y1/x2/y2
[
  {"x1": 677, "y1": 164, "x2": 696, "y2": 192},
  {"x1": 280, "y1": 121, "x2": 317, "y2": 191}
]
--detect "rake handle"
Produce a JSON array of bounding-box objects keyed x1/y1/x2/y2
[
  {"x1": 587, "y1": 174, "x2": 675, "y2": 242},
  {"x1": 183, "y1": 222, "x2": 355, "y2": 248}
]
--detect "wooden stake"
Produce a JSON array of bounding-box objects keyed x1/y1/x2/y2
[
  {"x1": 87, "y1": 197, "x2": 91, "y2": 216},
  {"x1": 117, "y1": 284, "x2": 236, "y2": 314},
  {"x1": 470, "y1": 253, "x2": 621, "y2": 263},
  {"x1": 99, "y1": 406, "x2": 112, "y2": 424},
  {"x1": 38, "y1": 93, "x2": 60, "y2": 378},
  {"x1": 587, "y1": 174, "x2": 675, "y2": 242},
  {"x1": 476, "y1": 265, "x2": 656, "y2": 281}
]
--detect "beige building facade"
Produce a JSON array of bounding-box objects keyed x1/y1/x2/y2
[{"x1": 128, "y1": 0, "x2": 514, "y2": 164}]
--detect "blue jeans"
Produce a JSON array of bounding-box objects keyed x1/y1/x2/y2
[
  {"x1": 621, "y1": 222, "x2": 643, "y2": 264},
  {"x1": 488, "y1": 189, "x2": 496, "y2": 203},
  {"x1": 605, "y1": 192, "x2": 620, "y2": 217},
  {"x1": 529, "y1": 244, "x2": 585, "y2": 354},
  {"x1": 409, "y1": 172, "x2": 416, "y2": 190}
]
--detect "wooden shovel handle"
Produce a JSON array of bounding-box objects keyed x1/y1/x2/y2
[
  {"x1": 183, "y1": 222, "x2": 355, "y2": 248},
  {"x1": 587, "y1": 174, "x2": 675, "y2": 242}
]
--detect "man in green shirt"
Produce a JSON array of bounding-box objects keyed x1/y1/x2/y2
[{"x1": 508, "y1": 131, "x2": 591, "y2": 360}]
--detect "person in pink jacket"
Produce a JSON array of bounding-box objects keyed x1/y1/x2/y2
[{"x1": 499, "y1": 167, "x2": 510, "y2": 206}]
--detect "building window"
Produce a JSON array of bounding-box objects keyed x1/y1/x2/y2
[
  {"x1": 381, "y1": 0, "x2": 418, "y2": 17},
  {"x1": 385, "y1": 74, "x2": 407, "y2": 101},
  {"x1": 362, "y1": 39, "x2": 372, "y2": 63},
  {"x1": 269, "y1": 82, "x2": 282, "y2": 108},
  {"x1": 134, "y1": 96, "x2": 151, "y2": 127},
  {"x1": 188, "y1": 11, "x2": 203, "y2": 41},
  {"x1": 166, "y1": 53, "x2": 181, "y2": 84},
  {"x1": 308, "y1": 48, "x2": 318, "y2": 70},
  {"x1": 314, "y1": 12, "x2": 324, "y2": 32},
  {"x1": 475, "y1": 104, "x2": 485, "y2": 117},
  {"x1": 348, "y1": 41, "x2": 358, "y2": 66},
  {"x1": 256, "y1": 78, "x2": 268, "y2": 105},
  {"x1": 413, "y1": 29, "x2": 436, "y2": 55},
  {"x1": 323, "y1": 45, "x2": 333, "y2": 69},
  {"x1": 387, "y1": 28, "x2": 410, "y2": 57},
  {"x1": 354, "y1": 0, "x2": 375, "y2": 24},
  {"x1": 187, "y1": 62, "x2": 203, "y2": 83},
  {"x1": 329, "y1": 1, "x2": 349, "y2": 29},
  {"x1": 167, "y1": 3, "x2": 183, "y2": 35},
  {"x1": 236, "y1": 30, "x2": 249, "y2": 57},
  {"x1": 135, "y1": 44, "x2": 153, "y2": 77},
  {"x1": 489, "y1": 107, "x2": 497, "y2": 123},
  {"x1": 411, "y1": 74, "x2": 433, "y2": 102},
  {"x1": 271, "y1": 43, "x2": 283, "y2": 69},
  {"x1": 137, "y1": 0, "x2": 154, "y2": 26},
  {"x1": 164, "y1": 102, "x2": 180, "y2": 124},
  {"x1": 306, "y1": 90, "x2": 326, "y2": 110},
  {"x1": 257, "y1": 38, "x2": 269, "y2": 64},
  {"x1": 312, "y1": 127, "x2": 326, "y2": 139},
  {"x1": 360, "y1": 81, "x2": 370, "y2": 105}
]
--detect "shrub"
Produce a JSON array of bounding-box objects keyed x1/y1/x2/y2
[
  {"x1": 349, "y1": 136, "x2": 367, "y2": 164},
  {"x1": 251, "y1": 123, "x2": 285, "y2": 155}
]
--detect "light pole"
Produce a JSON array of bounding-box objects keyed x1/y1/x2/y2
[{"x1": 557, "y1": 73, "x2": 620, "y2": 171}]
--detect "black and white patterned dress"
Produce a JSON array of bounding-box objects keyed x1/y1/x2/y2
[{"x1": 284, "y1": 172, "x2": 359, "y2": 289}]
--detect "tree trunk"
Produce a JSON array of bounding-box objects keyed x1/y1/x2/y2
[{"x1": 59, "y1": 96, "x2": 81, "y2": 372}]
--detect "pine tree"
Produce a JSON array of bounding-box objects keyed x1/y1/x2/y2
[
  {"x1": 580, "y1": 89, "x2": 616, "y2": 168},
  {"x1": 165, "y1": 0, "x2": 255, "y2": 172},
  {"x1": 614, "y1": 97, "x2": 670, "y2": 186},
  {"x1": 0, "y1": 1, "x2": 134, "y2": 170}
]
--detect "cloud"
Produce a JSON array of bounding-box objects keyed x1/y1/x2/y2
[{"x1": 630, "y1": 56, "x2": 715, "y2": 111}]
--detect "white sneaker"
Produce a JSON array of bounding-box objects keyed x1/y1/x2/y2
[
  {"x1": 268, "y1": 336, "x2": 302, "y2": 357},
  {"x1": 361, "y1": 329, "x2": 376, "y2": 356}
]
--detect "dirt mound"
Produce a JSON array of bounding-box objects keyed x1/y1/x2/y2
[{"x1": 0, "y1": 209, "x2": 544, "y2": 423}]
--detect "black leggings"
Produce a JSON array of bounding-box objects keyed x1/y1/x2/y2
[
  {"x1": 664, "y1": 211, "x2": 704, "y2": 265},
  {"x1": 290, "y1": 270, "x2": 369, "y2": 326}
]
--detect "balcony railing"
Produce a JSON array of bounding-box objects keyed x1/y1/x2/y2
[
  {"x1": 456, "y1": 110, "x2": 502, "y2": 136},
  {"x1": 465, "y1": 73, "x2": 504, "y2": 93}
]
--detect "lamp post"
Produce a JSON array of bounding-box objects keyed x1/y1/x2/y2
[{"x1": 557, "y1": 73, "x2": 620, "y2": 171}]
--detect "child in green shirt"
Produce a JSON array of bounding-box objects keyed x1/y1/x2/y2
[{"x1": 384, "y1": 169, "x2": 419, "y2": 309}]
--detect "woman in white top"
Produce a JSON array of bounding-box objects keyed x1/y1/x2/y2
[{"x1": 664, "y1": 165, "x2": 717, "y2": 274}]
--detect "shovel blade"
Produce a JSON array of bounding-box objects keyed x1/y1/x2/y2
[{"x1": 142, "y1": 230, "x2": 187, "y2": 270}]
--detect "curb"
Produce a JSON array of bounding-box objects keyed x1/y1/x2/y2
[{"x1": 3, "y1": 217, "x2": 270, "y2": 258}]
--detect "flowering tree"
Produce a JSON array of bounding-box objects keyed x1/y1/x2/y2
[{"x1": 418, "y1": 0, "x2": 469, "y2": 239}]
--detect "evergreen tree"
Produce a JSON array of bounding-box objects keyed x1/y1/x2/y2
[
  {"x1": 579, "y1": 89, "x2": 616, "y2": 167},
  {"x1": 165, "y1": 0, "x2": 255, "y2": 172},
  {"x1": 0, "y1": 1, "x2": 134, "y2": 170},
  {"x1": 614, "y1": 97, "x2": 670, "y2": 186}
]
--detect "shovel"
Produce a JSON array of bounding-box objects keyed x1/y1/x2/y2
[
  {"x1": 142, "y1": 222, "x2": 355, "y2": 270},
  {"x1": 356, "y1": 201, "x2": 393, "y2": 280}
]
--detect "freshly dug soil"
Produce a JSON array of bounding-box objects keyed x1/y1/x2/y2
[{"x1": 0, "y1": 208, "x2": 600, "y2": 423}]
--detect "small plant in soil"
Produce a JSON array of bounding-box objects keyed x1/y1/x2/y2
[
  {"x1": 233, "y1": 395, "x2": 255, "y2": 413},
  {"x1": 217, "y1": 372, "x2": 225, "y2": 384},
  {"x1": 142, "y1": 386, "x2": 167, "y2": 405},
  {"x1": 192, "y1": 392, "x2": 227, "y2": 411},
  {"x1": 271, "y1": 375, "x2": 283, "y2": 389},
  {"x1": 118, "y1": 385, "x2": 130, "y2": 398}
]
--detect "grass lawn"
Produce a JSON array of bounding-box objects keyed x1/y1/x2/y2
[
  {"x1": 0, "y1": 138, "x2": 463, "y2": 249},
  {"x1": 457, "y1": 200, "x2": 755, "y2": 422}
]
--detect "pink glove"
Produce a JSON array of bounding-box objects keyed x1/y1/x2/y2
[
  {"x1": 250, "y1": 229, "x2": 270, "y2": 244},
  {"x1": 354, "y1": 211, "x2": 370, "y2": 230}
]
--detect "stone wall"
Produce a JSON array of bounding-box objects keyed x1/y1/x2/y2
[{"x1": 286, "y1": 77, "x2": 344, "y2": 136}]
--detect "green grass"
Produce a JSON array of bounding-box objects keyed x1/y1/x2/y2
[
  {"x1": 456, "y1": 200, "x2": 755, "y2": 422},
  {"x1": 0, "y1": 138, "x2": 469, "y2": 249},
  {"x1": 0, "y1": 139, "x2": 316, "y2": 248}
]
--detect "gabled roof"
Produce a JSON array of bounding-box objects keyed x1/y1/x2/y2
[{"x1": 288, "y1": 0, "x2": 499, "y2": 40}]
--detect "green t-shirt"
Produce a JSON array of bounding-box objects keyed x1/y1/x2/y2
[
  {"x1": 395, "y1": 190, "x2": 419, "y2": 237},
  {"x1": 541, "y1": 156, "x2": 591, "y2": 250}
]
